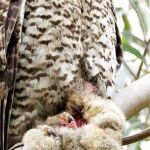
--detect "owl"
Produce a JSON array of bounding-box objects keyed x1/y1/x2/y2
[
  {"x1": 22, "y1": 81, "x2": 125, "y2": 150},
  {"x1": 0, "y1": 0, "x2": 122, "y2": 149}
]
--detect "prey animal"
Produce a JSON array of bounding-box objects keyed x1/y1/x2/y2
[{"x1": 22, "y1": 82, "x2": 126, "y2": 150}]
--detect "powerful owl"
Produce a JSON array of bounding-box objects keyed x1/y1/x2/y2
[{"x1": 0, "y1": 0, "x2": 122, "y2": 149}]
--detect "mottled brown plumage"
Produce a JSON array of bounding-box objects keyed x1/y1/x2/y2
[{"x1": 0, "y1": 0, "x2": 24, "y2": 149}]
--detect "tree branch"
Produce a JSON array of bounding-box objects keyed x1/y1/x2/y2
[
  {"x1": 122, "y1": 128, "x2": 150, "y2": 145},
  {"x1": 136, "y1": 39, "x2": 150, "y2": 79},
  {"x1": 112, "y1": 74, "x2": 150, "y2": 145},
  {"x1": 123, "y1": 61, "x2": 136, "y2": 79},
  {"x1": 113, "y1": 74, "x2": 150, "y2": 119}
]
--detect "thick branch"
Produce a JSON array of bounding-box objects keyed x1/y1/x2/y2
[
  {"x1": 113, "y1": 75, "x2": 150, "y2": 145},
  {"x1": 112, "y1": 74, "x2": 150, "y2": 119}
]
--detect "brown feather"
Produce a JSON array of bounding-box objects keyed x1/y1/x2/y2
[{"x1": 0, "y1": 0, "x2": 24, "y2": 149}]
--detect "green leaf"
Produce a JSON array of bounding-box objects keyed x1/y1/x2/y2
[
  {"x1": 122, "y1": 14, "x2": 131, "y2": 31},
  {"x1": 122, "y1": 32, "x2": 145, "y2": 46},
  {"x1": 122, "y1": 43, "x2": 146, "y2": 64},
  {"x1": 122, "y1": 35, "x2": 127, "y2": 44}
]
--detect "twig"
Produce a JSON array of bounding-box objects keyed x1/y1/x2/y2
[
  {"x1": 136, "y1": 39, "x2": 150, "y2": 79},
  {"x1": 129, "y1": 0, "x2": 147, "y2": 37},
  {"x1": 129, "y1": 0, "x2": 150, "y2": 79},
  {"x1": 122, "y1": 128, "x2": 150, "y2": 145},
  {"x1": 123, "y1": 61, "x2": 136, "y2": 79}
]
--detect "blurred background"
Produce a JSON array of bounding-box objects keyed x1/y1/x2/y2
[{"x1": 113, "y1": 0, "x2": 150, "y2": 149}]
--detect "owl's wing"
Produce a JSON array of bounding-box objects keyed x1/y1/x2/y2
[
  {"x1": 110, "y1": 4, "x2": 123, "y2": 67},
  {"x1": 81, "y1": 1, "x2": 122, "y2": 98},
  {"x1": 0, "y1": 0, "x2": 9, "y2": 71},
  {"x1": 0, "y1": 0, "x2": 25, "y2": 149}
]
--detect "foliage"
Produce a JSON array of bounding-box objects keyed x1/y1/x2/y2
[{"x1": 114, "y1": 0, "x2": 150, "y2": 149}]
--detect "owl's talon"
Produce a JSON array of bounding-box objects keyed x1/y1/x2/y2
[
  {"x1": 59, "y1": 112, "x2": 74, "y2": 123},
  {"x1": 68, "y1": 115, "x2": 75, "y2": 123},
  {"x1": 47, "y1": 129, "x2": 57, "y2": 137}
]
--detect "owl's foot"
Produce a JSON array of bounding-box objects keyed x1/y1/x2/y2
[
  {"x1": 57, "y1": 112, "x2": 77, "y2": 129},
  {"x1": 37, "y1": 125, "x2": 60, "y2": 137},
  {"x1": 58, "y1": 112, "x2": 75, "y2": 123},
  {"x1": 46, "y1": 112, "x2": 77, "y2": 128}
]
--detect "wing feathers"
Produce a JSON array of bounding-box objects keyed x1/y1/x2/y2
[{"x1": 0, "y1": 0, "x2": 24, "y2": 150}]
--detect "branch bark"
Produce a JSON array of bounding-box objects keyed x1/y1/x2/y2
[
  {"x1": 122, "y1": 128, "x2": 150, "y2": 145},
  {"x1": 112, "y1": 74, "x2": 150, "y2": 119},
  {"x1": 112, "y1": 74, "x2": 150, "y2": 145}
]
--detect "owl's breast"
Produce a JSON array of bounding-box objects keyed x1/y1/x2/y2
[{"x1": 13, "y1": 0, "x2": 84, "y2": 117}]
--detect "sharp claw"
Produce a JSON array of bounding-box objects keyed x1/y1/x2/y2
[
  {"x1": 68, "y1": 116, "x2": 75, "y2": 123},
  {"x1": 81, "y1": 109, "x2": 84, "y2": 113},
  {"x1": 47, "y1": 129, "x2": 57, "y2": 137}
]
